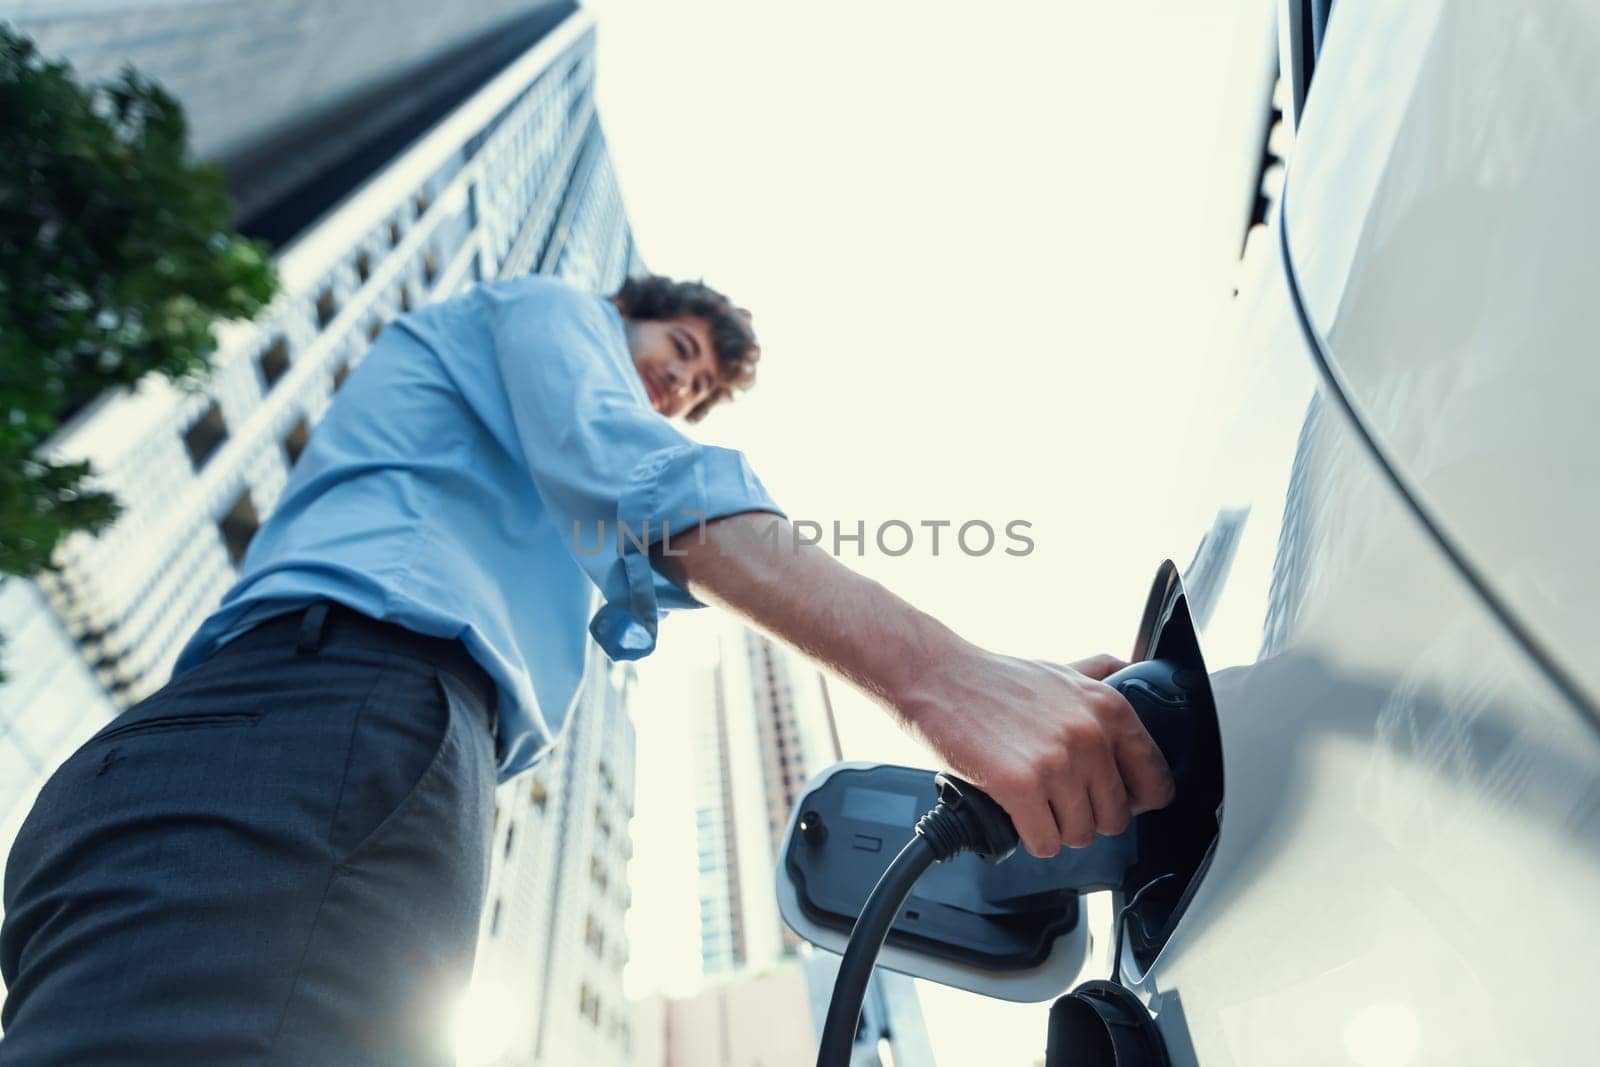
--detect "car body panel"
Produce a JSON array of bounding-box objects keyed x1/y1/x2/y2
[
  {"x1": 1132, "y1": 220, "x2": 1600, "y2": 1062},
  {"x1": 1284, "y1": 0, "x2": 1600, "y2": 713},
  {"x1": 1117, "y1": 1, "x2": 1600, "y2": 1061}
]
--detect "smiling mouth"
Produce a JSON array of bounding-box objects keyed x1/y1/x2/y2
[{"x1": 645, "y1": 374, "x2": 667, "y2": 411}]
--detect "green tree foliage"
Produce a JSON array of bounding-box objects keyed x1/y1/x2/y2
[{"x1": 0, "y1": 24, "x2": 277, "y2": 580}]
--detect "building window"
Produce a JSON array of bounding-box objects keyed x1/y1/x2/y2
[
  {"x1": 183, "y1": 401, "x2": 228, "y2": 470},
  {"x1": 332, "y1": 362, "x2": 351, "y2": 392},
  {"x1": 218, "y1": 489, "x2": 260, "y2": 566},
  {"x1": 503, "y1": 822, "x2": 516, "y2": 858},
  {"x1": 389, "y1": 220, "x2": 403, "y2": 247},
  {"x1": 283, "y1": 416, "x2": 311, "y2": 467},
  {"x1": 529, "y1": 775, "x2": 548, "y2": 809},
  {"x1": 368, "y1": 319, "x2": 384, "y2": 344},
  {"x1": 256, "y1": 338, "x2": 290, "y2": 392},
  {"x1": 423, "y1": 247, "x2": 439, "y2": 287},
  {"x1": 489, "y1": 897, "x2": 503, "y2": 936},
  {"x1": 399, "y1": 284, "x2": 413, "y2": 312},
  {"x1": 415, "y1": 191, "x2": 431, "y2": 218},
  {"x1": 315, "y1": 289, "x2": 338, "y2": 329},
  {"x1": 356, "y1": 252, "x2": 372, "y2": 283}
]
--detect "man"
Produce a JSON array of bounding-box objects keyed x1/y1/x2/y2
[{"x1": 0, "y1": 273, "x2": 1174, "y2": 1064}]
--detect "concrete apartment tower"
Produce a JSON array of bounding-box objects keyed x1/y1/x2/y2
[
  {"x1": 656, "y1": 625, "x2": 933, "y2": 1066},
  {"x1": 0, "y1": 7, "x2": 642, "y2": 1062},
  {"x1": 466, "y1": 641, "x2": 640, "y2": 1067}
]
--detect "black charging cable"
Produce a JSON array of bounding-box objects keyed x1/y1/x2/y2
[{"x1": 815, "y1": 772, "x2": 1020, "y2": 1067}]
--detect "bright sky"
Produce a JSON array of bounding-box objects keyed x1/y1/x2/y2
[{"x1": 588, "y1": 2, "x2": 1270, "y2": 1060}]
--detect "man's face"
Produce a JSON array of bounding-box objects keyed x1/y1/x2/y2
[{"x1": 623, "y1": 314, "x2": 721, "y2": 419}]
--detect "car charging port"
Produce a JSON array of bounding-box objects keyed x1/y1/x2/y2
[{"x1": 1119, "y1": 565, "x2": 1224, "y2": 974}]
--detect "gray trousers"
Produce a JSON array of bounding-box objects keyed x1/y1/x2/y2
[{"x1": 1, "y1": 602, "x2": 499, "y2": 1065}]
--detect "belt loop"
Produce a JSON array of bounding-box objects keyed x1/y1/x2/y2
[{"x1": 296, "y1": 602, "x2": 332, "y2": 654}]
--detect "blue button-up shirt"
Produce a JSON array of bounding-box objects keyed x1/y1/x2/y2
[{"x1": 174, "y1": 275, "x2": 784, "y2": 780}]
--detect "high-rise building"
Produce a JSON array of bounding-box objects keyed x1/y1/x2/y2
[
  {"x1": 465, "y1": 640, "x2": 638, "y2": 1067},
  {"x1": 691, "y1": 659, "x2": 752, "y2": 975},
  {"x1": 19, "y1": 7, "x2": 629, "y2": 713},
  {"x1": 693, "y1": 627, "x2": 843, "y2": 977},
  {"x1": 671, "y1": 625, "x2": 933, "y2": 1066},
  {"x1": 0, "y1": 8, "x2": 642, "y2": 1054},
  {"x1": 4, "y1": 0, "x2": 574, "y2": 230},
  {"x1": 0, "y1": 582, "x2": 118, "y2": 871}
]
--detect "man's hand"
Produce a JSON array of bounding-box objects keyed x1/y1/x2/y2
[
  {"x1": 654, "y1": 512, "x2": 1177, "y2": 859},
  {"x1": 896, "y1": 650, "x2": 1176, "y2": 858}
]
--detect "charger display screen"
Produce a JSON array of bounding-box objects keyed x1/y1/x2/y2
[{"x1": 841, "y1": 786, "x2": 917, "y2": 828}]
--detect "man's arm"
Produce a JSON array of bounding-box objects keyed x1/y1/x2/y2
[{"x1": 654, "y1": 512, "x2": 1176, "y2": 859}]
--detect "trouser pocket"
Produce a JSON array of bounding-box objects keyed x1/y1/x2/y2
[
  {"x1": 92, "y1": 710, "x2": 261, "y2": 744},
  {"x1": 325, "y1": 661, "x2": 453, "y2": 864}
]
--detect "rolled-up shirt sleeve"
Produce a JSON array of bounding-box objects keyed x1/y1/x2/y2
[{"x1": 488, "y1": 279, "x2": 784, "y2": 660}]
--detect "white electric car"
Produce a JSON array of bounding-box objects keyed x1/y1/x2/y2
[
  {"x1": 782, "y1": 1, "x2": 1600, "y2": 1062},
  {"x1": 1126, "y1": 0, "x2": 1600, "y2": 1061}
]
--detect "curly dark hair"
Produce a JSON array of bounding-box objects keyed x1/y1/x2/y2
[{"x1": 611, "y1": 274, "x2": 759, "y2": 423}]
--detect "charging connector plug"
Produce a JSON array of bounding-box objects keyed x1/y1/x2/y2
[{"x1": 917, "y1": 772, "x2": 1021, "y2": 864}]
